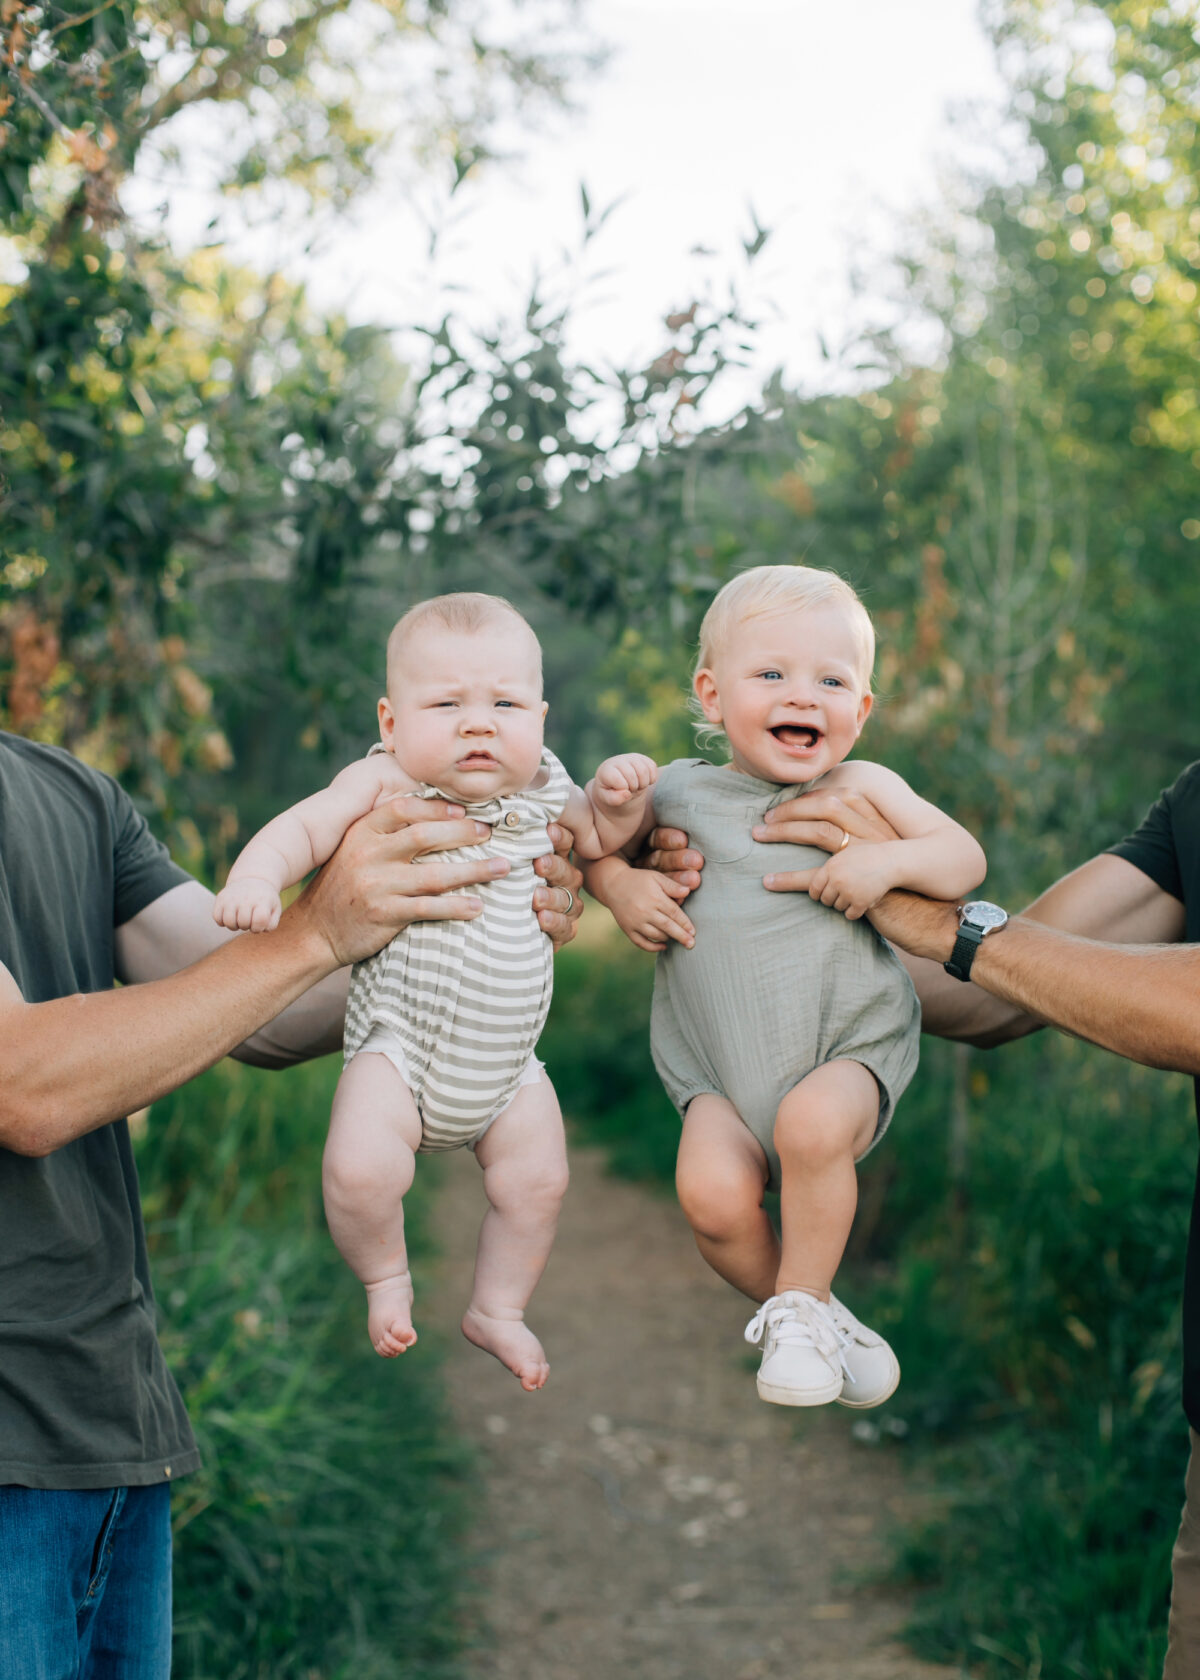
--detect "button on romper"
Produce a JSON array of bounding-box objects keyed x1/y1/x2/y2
[
  {"x1": 343, "y1": 748, "x2": 572, "y2": 1151},
  {"x1": 650, "y1": 759, "x2": 921, "y2": 1191}
]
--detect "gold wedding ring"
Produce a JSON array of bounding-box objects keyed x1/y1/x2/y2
[{"x1": 838, "y1": 828, "x2": 851, "y2": 851}]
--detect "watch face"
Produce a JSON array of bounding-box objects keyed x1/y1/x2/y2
[{"x1": 961, "y1": 900, "x2": 1008, "y2": 931}]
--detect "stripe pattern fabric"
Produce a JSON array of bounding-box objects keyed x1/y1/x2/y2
[{"x1": 343, "y1": 748, "x2": 573, "y2": 1150}]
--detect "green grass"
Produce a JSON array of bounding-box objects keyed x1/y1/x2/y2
[
  {"x1": 138, "y1": 1057, "x2": 470, "y2": 1680},
  {"x1": 546, "y1": 927, "x2": 1194, "y2": 1679}
]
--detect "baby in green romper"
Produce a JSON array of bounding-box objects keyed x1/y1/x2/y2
[{"x1": 585, "y1": 565, "x2": 988, "y2": 1409}]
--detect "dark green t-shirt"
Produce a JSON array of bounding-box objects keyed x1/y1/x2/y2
[
  {"x1": 1107, "y1": 762, "x2": 1200, "y2": 1433},
  {"x1": 0, "y1": 732, "x2": 199, "y2": 1489}
]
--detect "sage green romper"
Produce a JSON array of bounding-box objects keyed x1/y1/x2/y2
[{"x1": 650, "y1": 759, "x2": 920, "y2": 1191}]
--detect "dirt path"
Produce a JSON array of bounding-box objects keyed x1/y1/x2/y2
[{"x1": 428, "y1": 1143, "x2": 957, "y2": 1680}]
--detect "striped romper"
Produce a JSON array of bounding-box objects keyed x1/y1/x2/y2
[{"x1": 342, "y1": 748, "x2": 572, "y2": 1152}]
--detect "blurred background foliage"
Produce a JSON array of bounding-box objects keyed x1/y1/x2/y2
[
  {"x1": 4, "y1": 0, "x2": 1200, "y2": 1675},
  {"x1": 140, "y1": 1059, "x2": 469, "y2": 1680}
]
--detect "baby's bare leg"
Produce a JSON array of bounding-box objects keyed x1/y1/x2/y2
[
  {"x1": 675, "y1": 1095, "x2": 775, "y2": 1301},
  {"x1": 463, "y1": 1075, "x2": 569, "y2": 1392},
  {"x1": 774, "y1": 1060, "x2": 879, "y2": 1300},
  {"x1": 323, "y1": 1052, "x2": 423, "y2": 1358}
]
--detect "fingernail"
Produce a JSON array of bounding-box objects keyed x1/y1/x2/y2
[
  {"x1": 488, "y1": 859, "x2": 507, "y2": 875},
  {"x1": 475, "y1": 822, "x2": 489, "y2": 836},
  {"x1": 465, "y1": 896, "x2": 483, "y2": 911},
  {"x1": 763, "y1": 873, "x2": 776, "y2": 887},
  {"x1": 752, "y1": 826, "x2": 766, "y2": 839},
  {"x1": 447, "y1": 804, "x2": 465, "y2": 817}
]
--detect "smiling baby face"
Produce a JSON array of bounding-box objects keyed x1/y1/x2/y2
[{"x1": 692, "y1": 569, "x2": 874, "y2": 785}]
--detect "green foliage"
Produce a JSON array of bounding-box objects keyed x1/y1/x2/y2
[
  {"x1": 139, "y1": 1057, "x2": 469, "y2": 1680},
  {"x1": 0, "y1": 0, "x2": 600, "y2": 862},
  {"x1": 851, "y1": 1037, "x2": 1191, "y2": 1680}
]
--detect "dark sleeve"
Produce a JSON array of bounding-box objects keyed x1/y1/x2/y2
[
  {"x1": 108, "y1": 782, "x2": 192, "y2": 927},
  {"x1": 1105, "y1": 768, "x2": 1196, "y2": 903}
]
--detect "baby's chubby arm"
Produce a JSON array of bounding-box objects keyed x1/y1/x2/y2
[
  {"x1": 582, "y1": 852, "x2": 696, "y2": 952},
  {"x1": 563, "y1": 752, "x2": 659, "y2": 861},
  {"x1": 800, "y1": 762, "x2": 987, "y2": 922},
  {"x1": 569, "y1": 760, "x2": 696, "y2": 953},
  {"x1": 214, "y1": 754, "x2": 419, "y2": 932}
]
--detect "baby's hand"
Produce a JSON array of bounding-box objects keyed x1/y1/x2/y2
[
  {"x1": 592, "y1": 753, "x2": 658, "y2": 810},
  {"x1": 605, "y1": 866, "x2": 694, "y2": 954},
  {"x1": 213, "y1": 876, "x2": 284, "y2": 933},
  {"x1": 804, "y1": 843, "x2": 898, "y2": 922}
]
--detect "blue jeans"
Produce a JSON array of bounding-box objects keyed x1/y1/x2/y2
[{"x1": 0, "y1": 1484, "x2": 172, "y2": 1680}]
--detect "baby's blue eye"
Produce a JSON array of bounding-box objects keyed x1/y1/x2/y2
[
  {"x1": 760, "y1": 670, "x2": 783, "y2": 681},
  {"x1": 821, "y1": 676, "x2": 844, "y2": 688}
]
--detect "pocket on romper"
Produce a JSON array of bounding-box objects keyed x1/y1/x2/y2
[{"x1": 687, "y1": 800, "x2": 757, "y2": 863}]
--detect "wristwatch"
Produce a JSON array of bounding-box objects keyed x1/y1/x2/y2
[{"x1": 944, "y1": 900, "x2": 1009, "y2": 982}]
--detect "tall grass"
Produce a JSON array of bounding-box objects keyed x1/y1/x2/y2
[
  {"x1": 546, "y1": 925, "x2": 1194, "y2": 1679},
  {"x1": 138, "y1": 1057, "x2": 469, "y2": 1680}
]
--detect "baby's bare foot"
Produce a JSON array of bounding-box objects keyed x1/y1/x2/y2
[
  {"x1": 365, "y1": 1272, "x2": 417, "y2": 1358},
  {"x1": 461, "y1": 1304, "x2": 549, "y2": 1391}
]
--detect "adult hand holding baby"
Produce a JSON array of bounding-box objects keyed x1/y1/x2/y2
[
  {"x1": 639, "y1": 788, "x2": 898, "y2": 902},
  {"x1": 535, "y1": 823, "x2": 585, "y2": 948},
  {"x1": 755, "y1": 788, "x2": 902, "y2": 918},
  {"x1": 297, "y1": 794, "x2": 580, "y2": 968},
  {"x1": 755, "y1": 786, "x2": 900, "y2": 889}
]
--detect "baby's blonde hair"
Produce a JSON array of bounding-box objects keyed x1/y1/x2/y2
[
  {"x1": 696, "y1": 564, "x2": 875, "y2": 691},
  {"x1": 386, "y1": 592, "x2": 541, "y2": 693}
]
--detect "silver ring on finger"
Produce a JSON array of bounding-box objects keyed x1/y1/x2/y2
[
  {"x1": 560, "y1": 887, "x2": 575, "y2": 915},
  {"x1": 838, "y1": 827, "x2": 851, "y2": 851}
]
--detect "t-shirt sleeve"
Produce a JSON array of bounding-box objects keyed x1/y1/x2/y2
[
  {"x1": 1106, "y1": 768, "x2": 1197, "y2": 903},
  {"x1": 109, "y1": 783, "x2": 192, "y2": 927}
]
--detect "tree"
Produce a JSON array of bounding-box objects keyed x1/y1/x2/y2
[{"x1": 0, "y1": 0, "x2": 598, "y2": 854}]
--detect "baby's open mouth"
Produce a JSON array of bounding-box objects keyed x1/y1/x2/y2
[
  {"x1": 770, "y1": 725, "x2": 821, "y2": 750},
  {"x1": 458, "y1": 752, "x2": 498, "y2": 766}
]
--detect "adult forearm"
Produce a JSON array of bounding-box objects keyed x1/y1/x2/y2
[
  {"x1": 972, "y1": 920, "x2": 1200, "y2": 1074},
  {"x1": 875, "y1": 890, "x2": 1200, "y2": 1074},
  {"x1": 895, "y1": 946, "x2": 1043, "y2": 1048},
  {"x1": 231, "y1": 965, "x2": 350, "y2": 1067},
  {"x1": 1, "y1": 911, "x2": 335, "y2": 1155}
]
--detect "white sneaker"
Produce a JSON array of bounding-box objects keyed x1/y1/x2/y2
[
  {"x1": 826, "y1": 1293, "x2": 900, "y2": 1409},
  {"x1": 744, "y1": 1292, "x2": 844, "y2": 1407}
]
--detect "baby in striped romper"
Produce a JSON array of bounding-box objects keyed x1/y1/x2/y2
[{"x1": 214, "y1": 593, "x2": 654, "y2": 1389}]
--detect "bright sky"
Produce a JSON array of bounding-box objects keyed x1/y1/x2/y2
[
  {"x1": 307, "y1": 0, "x2": 1008, "y2": 397},
  {"x1": 125, "y1": 0, "x2": 1009, "y2": 401}
]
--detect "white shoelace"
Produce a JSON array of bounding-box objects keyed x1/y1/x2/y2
[
  {"x1": 825, "y1": 1294, "x2": 882, "y2": 1350},
  {"x1": 744, "y1": 1294, "x2": 853, "y2": 1379}
]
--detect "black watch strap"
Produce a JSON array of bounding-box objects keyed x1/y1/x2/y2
[{"x1": 944, "y1": 921, "x2": 985, "y2": 982}]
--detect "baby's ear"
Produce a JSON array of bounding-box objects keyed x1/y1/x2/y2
[
  {"x1": 378, "y1": 694, "x2": 397, "y2": 748},
  {"x1": 693, "y1": 668, "x2": 723, "y2": 725},
  {"x1": 541, "y1": 700, "x2": 549, "y2": 721}
]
